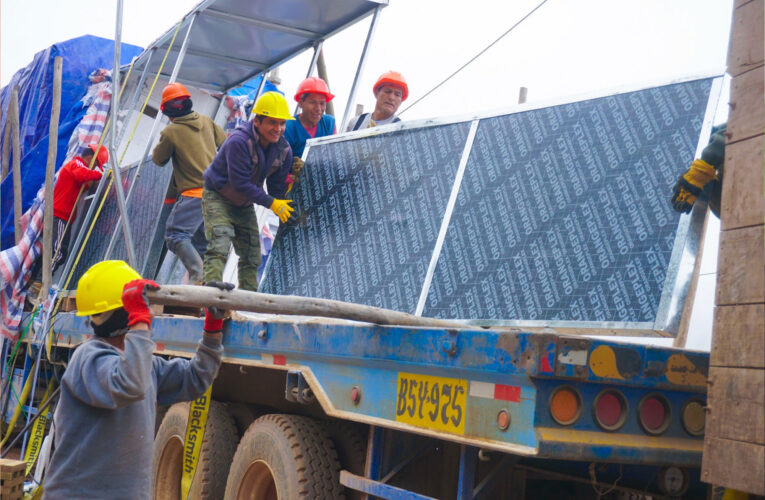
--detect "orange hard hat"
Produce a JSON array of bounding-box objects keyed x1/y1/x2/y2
[
  {"x1": 373, "y1": 71, "x2": 408, "y2": 101},
  {"x1": 294, "y1": 77, "x2": 334, "y2": 103},
  {"x1": 160, "y1": 83, "x2": 191, "y2": 110},
  {"x1": 88, "y1": 143, "x2": 109, "y2": 167}
]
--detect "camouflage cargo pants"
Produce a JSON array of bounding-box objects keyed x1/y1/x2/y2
[{"x1": 202, "y1": 188, "x2": 261, "y2": 291}]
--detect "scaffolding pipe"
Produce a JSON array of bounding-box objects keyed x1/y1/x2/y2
[
  {"x1": 109, "y1": 0, "x2": 138, "y2": 269},
  {"x1": 340, "y1": 6, "x2": 383, "y2": 131},
  {"x1": 105, "y1": 13, "x2": 197, "y2": 260}
]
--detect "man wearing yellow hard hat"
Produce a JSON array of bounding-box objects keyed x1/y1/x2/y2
[
  {"x1": 202, "y1": 91, "x2": 296, "y2": 291},
  {"x1": 44, "y1": 261, "x2": 229, "y2": 498}
]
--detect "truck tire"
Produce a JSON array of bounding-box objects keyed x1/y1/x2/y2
[
  {"x1": 224, "y1": 414, "x2": 344, "y2": 500},
  {"x1": 152, "y1": 400, "x2": 238, "y2": 500},
  {"x1": 321, "y1": 420, "x2": 367, "y2": 500}
]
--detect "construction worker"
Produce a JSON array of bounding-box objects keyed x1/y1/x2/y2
[
  {"x1": 43, "y1": 260, "x2": 228, "y2": 499},
  {"x1": 202, "y1": 91, "x2": 295, "y2": 291},
  {"x1": 284, "y1": 77, "x2": 336, "y2": 182},
  {"x1": 671, "y1": 123, "x2": 726, "y2": 217},
  {"x1": 346, "y1": 71, "x2": 408, "y2": 132},
  {"x1": 152, "y1": 82, "x2": 226, "y2": 283},
  {"x1": 50, "y1": 144, "x2": 107, "y2": 270}
]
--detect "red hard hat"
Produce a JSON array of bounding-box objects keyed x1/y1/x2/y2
[
  {"x1": 373, "y1": 71, "x2": 408, "y2": 101},
  {"x1": 294, "y1": 77, "x2": 335, "y2": 103},
  {"x1": 160, "y1": 83, "x2": 191, "y2": 110},
  {"x1": 88, "y1": 143, "x2": 109, "y2": 167}
]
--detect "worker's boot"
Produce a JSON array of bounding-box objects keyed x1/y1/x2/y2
[{"x1": 174, "y1": 239, "x2": 204, "y2": 285}]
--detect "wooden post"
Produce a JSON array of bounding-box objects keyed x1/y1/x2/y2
[
  {"x1": 10, "y1": 86, "x2": 22, "y2": 244},
  {"x1": 317, "y1": 48, "x2": 334, "y2": 117},
  {"x1": 40, "y1": 57, "x2": 62, "y2": 298}
]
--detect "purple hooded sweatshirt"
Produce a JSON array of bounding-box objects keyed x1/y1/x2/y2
[{"x1": 203, "y1": 118, "x2": 293, "y2": 207}]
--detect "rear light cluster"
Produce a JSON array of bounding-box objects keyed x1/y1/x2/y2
[{"x1": 548, "y1": 386, "x2": 705, "y2": 436}]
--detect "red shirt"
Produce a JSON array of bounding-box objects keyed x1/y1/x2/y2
[{"x1": 53, "y1": 156, "x2": 103, "y2": 222}]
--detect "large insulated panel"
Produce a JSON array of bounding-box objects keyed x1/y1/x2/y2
[
  {"x1": 423, "y1": 79, "x2": 713, "y2": 323},
  {"x1": 257, "y1": 77, "x2": 720, "y2": 333},
  {"x1": 67, "y1": 158, "x2": 172, "y2": 287},
  {"x1": 260, "y1": 123, "x2": 471, "y2": 312}
]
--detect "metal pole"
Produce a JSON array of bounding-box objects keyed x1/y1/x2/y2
[
  {"x1": 10, "y1": 86, "x2": 22, "y2": 243},
  {"x1": 104, "y1": 13, "x2": 197, "y2": 260},
  {"x1": 293, "y1": 42, "x2": 324, "y2": 116},
  {"x1": 41, "y1": 57, "x2": 62, "y2": 299},
  {"x1": 518, "y1": 87, "x2": 528, "y2": 104},
  {"x1": 340, "y1": 6, "x2": 383, "y2": 132},
  {"x1": 109, "y1": 0, "x2": 138, "y2": 269},
  {"x1": 115, "y1": 51, "x2": 154, "y2": 157},
  {"x1": 316, "y1": 47, "x2": 334, "y2": 117}
]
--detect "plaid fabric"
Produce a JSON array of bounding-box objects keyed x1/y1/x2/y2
[
  {"x1": 66, "y1": 69, "x2": 112, "y2": 157},
  {"x1": 0, "y1": 188, "x2": 45, "y2": 340},
  {"x1": 0, "y1": 70, "x2": 112, "y2": 340}
]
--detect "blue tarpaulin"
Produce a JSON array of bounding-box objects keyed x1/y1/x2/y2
[{"x1": 0, "y1": 35, "x2": 142, "y2": 250}]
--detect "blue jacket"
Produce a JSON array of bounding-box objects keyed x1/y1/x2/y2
[
  {"x1": 204, "y1": 119, "x2": 292, "y2": 208},
  {"x1": 284, "y1": 114, "x2": 336, "y2": 158}
]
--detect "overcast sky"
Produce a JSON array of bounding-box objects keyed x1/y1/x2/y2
[
  {"x1": 1, "y1": 0, "x2": 734, "y2": 349},
  {"x1": 2, "y1": 0, "x2": 733, "y2": 122}
]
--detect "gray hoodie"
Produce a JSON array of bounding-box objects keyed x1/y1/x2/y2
[{"x1": 43, "y1": 330, "x2": 222, "y2": 499}]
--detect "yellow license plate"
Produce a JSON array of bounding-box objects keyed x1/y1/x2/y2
[{"x1": 395, "y1": 372, "x2": 468, "y2": 435}]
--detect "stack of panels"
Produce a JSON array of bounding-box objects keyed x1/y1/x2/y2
[
  {"x1": 257, "y1": 79, "x2": 716, "y2": 326},
  {"x1": 68, "y1": 158, "x2": 173, "y2": 287}
]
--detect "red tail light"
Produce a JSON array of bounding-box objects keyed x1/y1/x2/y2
[
  {"x1": 638, "y1": 394, "x2": 671, "y2": 435},
  {"x1": 593, "y1": 390, "x2": 627, "y2": 431}
]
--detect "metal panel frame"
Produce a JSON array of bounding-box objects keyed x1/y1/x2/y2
[
  {"x1": 128, "y1": 0, "x2": 388, "y2": 93},
  {"x1": 298, "y1": 74, "x2": 724, "y2": 336}
]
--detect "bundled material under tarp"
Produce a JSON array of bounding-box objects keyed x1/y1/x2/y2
[
  {"x1": 0, "y1": 68, "x2": 116, "y2": 339},
  {"x1": 0, "y1": 35, "x2": 142, "y2": 250}
]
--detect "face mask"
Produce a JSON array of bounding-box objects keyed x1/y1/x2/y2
[{"x1": 90, "y1": 308, "x2": 129, "y2": 338}]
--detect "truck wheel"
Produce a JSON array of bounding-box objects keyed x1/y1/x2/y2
[
  {"x1": 224, "y1": 414, "x2": 344, "y2": 500},
  {"x1": 322, "y1": 421, "x2": 367, "y2": 500},
  {"x1": 152, "y1": 400, "x2": 238, "y2": 500}
]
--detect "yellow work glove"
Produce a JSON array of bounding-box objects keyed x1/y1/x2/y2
[
  {"x1": 291, "y1": 157, "x2": 304, "y2": 178},
  {"x1": 270, "y1": 198, "x2": 294, "y2": 223},
  {"x1": 670, "y1": 158, "x2": 718, "y2": 213}
]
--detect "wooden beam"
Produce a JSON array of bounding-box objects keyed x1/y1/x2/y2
[
  {"x1": 41, "y1": 57, "x2": 63, "y2": 299},
  {"x1": 720, "y1": 134, "x2": 765, "y2": 230},
  {"x1": 711, "y1": 304, "x2": 765, "y2": 368},
  {"x1": 716, "y1": 225, "x2": 765, "y2": 306},
  {"x1": 702, "y1": 437, "x2": 765, "y2": 495},
  {"x1": 706, "y1": 366, "x2": 765, "y2": 445},
  {"x1": 727, "y1": 66, "x2": 765, "y2": 144},
  {"x1": 10, "y1": 86, "x2": 22, "y2": 244},
  {"x1": 146, "y1": 285, "x2": 466, "y2": 329},
  {"x1": 727, "y1": 0, "x2": 764, "y2": 77}
]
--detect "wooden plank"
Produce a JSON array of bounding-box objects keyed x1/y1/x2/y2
[
  {"x1": 727, "y1": 66, "x2": 765, "y2": 144},
  {"x1": 702, "y1": 437, "x2": 765, "y2": 495},
  {"x1": 712, "y1": 304, "x2": 765, "y2": 368},
  {"x1": 727, "y1": 0, "x2": 764, "y2": 77},
  {"x1": 721, "y1": 135, "x2": 765, "y2": 230},
  {"x1": 706, "y1": 366, "x2": 765, "y2": 445},
  {"x1": 715, "y1": 225, "x2": 765, "y2": 305}
]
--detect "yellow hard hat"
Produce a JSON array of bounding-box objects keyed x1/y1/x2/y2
[
  {"x1": 75, "y1": 260, "x2": 141, "y2": 316},
  {"x1": 252, "y1": 91, "x2": 295, "y2": 121}
]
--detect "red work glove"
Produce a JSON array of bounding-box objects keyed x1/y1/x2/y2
[
  {"x1": 122, "y1": 279, "x2": 160, "y2": 327},
  {"x1": 203, "y1": 281, "x2": 234, "y2": 333}
]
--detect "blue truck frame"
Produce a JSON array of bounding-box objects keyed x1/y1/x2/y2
[{"x1": 51, "y1": 309, "x2": 709, "y2": 498}]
